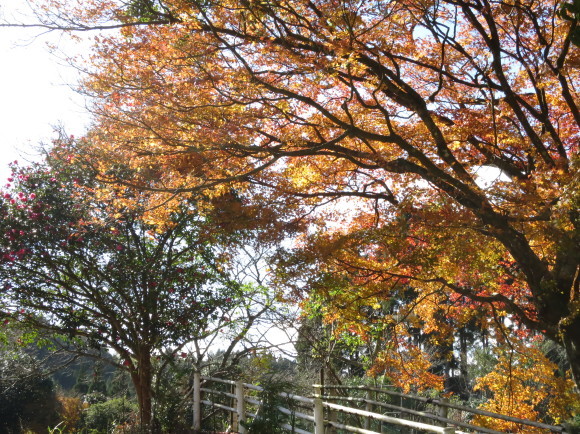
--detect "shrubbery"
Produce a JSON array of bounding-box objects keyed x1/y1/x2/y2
[
  {"x1": 84, "y1": 398, "x2": 137, "y2": 432},
  {"x1": 0, "y1": 350, "x2": 60, "y2": 433}
]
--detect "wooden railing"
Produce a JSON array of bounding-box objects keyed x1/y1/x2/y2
[{"x1": 192, "y1": 374, "x2": 568, "y2": 433}]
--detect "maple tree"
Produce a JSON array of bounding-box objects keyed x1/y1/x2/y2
[
  {"x1": 0, "y1": 155, "x2": 285, "y2": 429},
  {"x1": 22, "y1": 0, "x2": 580, "y2": 395},
  {"x1": 472, "y1": 343, "x2": 579, "y2": 431}
]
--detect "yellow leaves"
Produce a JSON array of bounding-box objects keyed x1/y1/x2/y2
[
  {"x1": 57, "y1": 396, "x2": 85, "y2": 431},
  {"x1": 286, "y1": 163, "x2": 322, "y2": 189},
  {"x1": 410, "y1": 291, "x2": 455, "y2": 341},
  {"x1": 369, "y1": 342, "x2": 444, "y2": 393},
  {"x1": 473, "y1": 345, "x2": 580, "y2": 431}
]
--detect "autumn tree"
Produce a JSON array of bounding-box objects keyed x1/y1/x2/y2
[
  {"x1": 17, "y1": 0, "x2": 580, "y2": 393},
  {"x1": 0, "y1": 155, "x2": 289, "y2": 430}
]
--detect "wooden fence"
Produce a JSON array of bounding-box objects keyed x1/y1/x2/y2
[{"x1": 192, "y1": 374, "x2": 568, "y2": 433}]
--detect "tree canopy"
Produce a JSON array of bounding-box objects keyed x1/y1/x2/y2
[
  {"x1": 3, "y1": 0, "x2": 580, "y2": 423},
  {"x1": 0, "y1": 154, "x2": 288, "y2": 428}
]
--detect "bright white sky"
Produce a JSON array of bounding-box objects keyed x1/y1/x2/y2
[{"x1": 0, "y1": 0, "x2": 90, "y2": 182}]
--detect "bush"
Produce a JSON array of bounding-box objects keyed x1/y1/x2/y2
[
  {"x1": 84, "y1": 398, "x2": 137, "y2": 432},
  {"x1": 57, "y1": 396, "x2": 85, "y2": 432},
  {"x1": 563, "y1": 415, "x2": 580, "y2": 434},
  {"x1": 152, "y1": 359, "x2": 193, "y2": 432},
  {"x1": 242, "y1": 378, "x2": 298, "y2": 434},
  {"x1": 0, "y1": 350, "x2": 60, "y2": 433}
]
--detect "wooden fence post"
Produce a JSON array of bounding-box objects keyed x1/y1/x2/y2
[
  {"x1": 364, "y1": 388, "x2": 372, "y2": 430},
  {"x1": 235, "y1": 380, "x2": 246, "y2": 434},
  {"x1": 438, "y1": 398, "x2": 449, "y2": 427},
  {"x1": 193, "y1": 372, "x2": 201, "y2": 432},
  {"x1": 314, "y1": 384, "x2": 325, "y2": 434},
  {"x1": 328, "y1": 406, "x2": 337, "y2": 434}
]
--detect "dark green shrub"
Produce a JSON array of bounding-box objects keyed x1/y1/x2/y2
[
  {"x1": 563, "y1": 415, "x2": 580, "y2": 434},
  {"x1": 242, "y1": 378, "x2": 297, "y2": 434},
  {"x1": 153, "y1": 360, "x2": 191, "y2": 433},
  {"x1": 84, "y1": 398, "x2": 137, "y2": 432},
  {"x1": 0, "y1": 350, "x2": 60, "y2": 433}
]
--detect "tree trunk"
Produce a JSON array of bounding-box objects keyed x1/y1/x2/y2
[
  {"x1": 459, "y1": 329, "x2": 469, "y2": 380},
  {"x1": 561, "y1": 316, "x2": 580, "y2": 391},
  {"x1": 130, "y1": 349, "x2": 154, "y2": 432}
]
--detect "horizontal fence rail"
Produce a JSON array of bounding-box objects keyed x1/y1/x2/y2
[
  {"x1": 324, "y1": 385, "x2": 566, "y2": 433},
  {"x1": 321, "y1": 400, "x2": 455, "y2": 434},
  {"x1": 192, "y1": 375, "x2": 568, "y2": 434},
  {"x1": 321, "y1": 395, "x2": 503, "y2": 434}
]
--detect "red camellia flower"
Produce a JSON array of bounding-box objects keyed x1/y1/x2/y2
[{"x1": 15, "y1": 248, "x2": 27, "y2": 259}]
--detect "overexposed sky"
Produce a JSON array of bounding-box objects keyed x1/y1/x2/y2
[{"x1": 0, "y1": 0, "x2": 90, "y2": 181}]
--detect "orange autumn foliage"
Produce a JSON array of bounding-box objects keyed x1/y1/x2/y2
[
  {"x1": 57, "y1": 396, "x2": 85, "y2": 432},
  {"x1": 28, "y1": 0, "x2": 580, "y2": 400},
  {"x1": 473, "y1": 345, "x2": 580, "y2": 432}
]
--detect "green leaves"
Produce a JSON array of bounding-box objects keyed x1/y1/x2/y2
[
  {"x1": 559, "y1": 0, "x2": 580, "y2": 46},
  {"x1": 125, "y1": 0, "x2": 163, "y2": 22},
  {"x1": 0, "y1": 157, "x2": 249, "y2": 360}
]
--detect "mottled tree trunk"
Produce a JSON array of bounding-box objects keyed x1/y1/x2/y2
[
  {"x1": 561, "y1": 316, "x2": 580, "y2": 391},
  {"x1": 131, "y1": 349, "x2": 155, "y2": 432}
]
